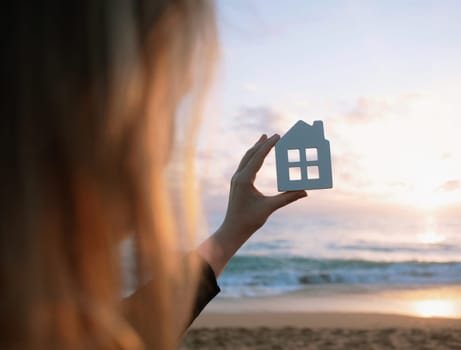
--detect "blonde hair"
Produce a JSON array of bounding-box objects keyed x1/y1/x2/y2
[{"x1": 1, "y1": 1, "x2": 217, "y2": 349}]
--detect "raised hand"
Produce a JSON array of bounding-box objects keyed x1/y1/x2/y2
[{"x1": 197, "y1": 134, "x2": 307, "y2": 276}]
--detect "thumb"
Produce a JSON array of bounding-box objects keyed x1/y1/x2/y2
[{"x1": 266, "y1": 190, "x2": 307, "y2": 212}]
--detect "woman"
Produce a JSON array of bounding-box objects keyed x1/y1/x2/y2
[{"x1": 1, "y1": 1, "x2": 306, "y2": 349}]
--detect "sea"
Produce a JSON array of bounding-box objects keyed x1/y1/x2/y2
[{"x1": 210, "y1": 213, "x2": 461, "y2": 299}]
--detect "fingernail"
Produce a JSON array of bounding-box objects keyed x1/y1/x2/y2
[
  {"x1": 299, "y1": 191, "x2": 307, "y2": 198},
  {"x1": 270, "y1": 133, "x2": 280, "y2": 139},
  {"x1": 256, "y1": 134, "x2": 267, "y2": 144}
]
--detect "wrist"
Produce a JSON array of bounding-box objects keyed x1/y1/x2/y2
[{"x1": 219, "y1": 217, "x2": 257, "y2": 241}]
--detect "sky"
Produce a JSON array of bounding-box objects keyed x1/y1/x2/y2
[{"x1": 196, "y1": 0, "x2": 461, "y2": 230}]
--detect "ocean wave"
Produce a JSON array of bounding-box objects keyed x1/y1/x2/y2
[
  {"x1": 328, "y1": 241, "x2": 461, "y2": 253},
  {"x1": 218, "y1": 255, "x2": 461, "y2": 297}
]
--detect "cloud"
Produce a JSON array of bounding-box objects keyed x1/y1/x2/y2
[
  {"x1": 242, "y1": 83, "x2": 258, "y2": 93},
  {"x1": 232, "y1": 106, "x2": 281, "y2": 133},
  {"x1": 346, "y1": 97, "x2": 392, "y2": 122},
  {"x1": 344, "y1": 93, "x2": 422, "y2": 123},
  {"x1": 439, "y1": 180, "x2": 460, "y2": 192}
]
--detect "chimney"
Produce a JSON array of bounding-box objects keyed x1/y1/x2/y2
[{"x1": 313, "y1": 120, "x2": 324, "y2": 139}]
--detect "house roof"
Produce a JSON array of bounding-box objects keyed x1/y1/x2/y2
[{"x1": 277, "y1": 120, "x2": 325, "y2": 146}]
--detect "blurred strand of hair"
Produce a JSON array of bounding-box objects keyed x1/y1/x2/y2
[{"x1": 0, "y1": 0, "x2": 217, "y2": 349}]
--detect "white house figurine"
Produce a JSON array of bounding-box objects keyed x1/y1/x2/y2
[{"x1": 275, "y1": 120, "x2": 333, "y2": 191}]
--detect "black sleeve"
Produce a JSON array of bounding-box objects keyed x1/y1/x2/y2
[
  {"x1": 187, "y1": 254, "x2": 221, "y2": 325},
  {"x1": 122, "y1": 253, "x2": 220, "y2": 332}
]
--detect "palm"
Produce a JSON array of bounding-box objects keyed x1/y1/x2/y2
[{"x1": 222, "y1": 134, "x2": 307, "y2": 236}]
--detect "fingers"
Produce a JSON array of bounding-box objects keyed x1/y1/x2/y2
[
  {"x1": 236, "y1": 134, "x2": 267, "y2": 172},
  {"x1": 243, "y1": 133, "x2": 280, "y2": 178},
  {"x1": 266, "y1": 190, "x2": 307, "y2": 212}
]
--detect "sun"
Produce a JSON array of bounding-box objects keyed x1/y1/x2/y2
[{"x1": 418, "y1": 230, "x2": 445, "y2": 245}]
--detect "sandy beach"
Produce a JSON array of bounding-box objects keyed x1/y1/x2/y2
[{"x1": 182, "y1": 312, "x2": 461, "y2": 349}]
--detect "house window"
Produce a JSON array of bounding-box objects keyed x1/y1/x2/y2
[
  {"x1": 305, "y1": 148, "x2": 318, "y2": 161},
  {"x1": 287, "y1": 149, "x2": 300, "y2": 162},
  {"x1": 287, "y1": 147, "x2": 320, "y2": 181},
  {"x1": 307, "y1": 166, "x2": 320, "y2": 179},
  {"x1": 289, "y1": 167, "x2": 302, "y2": 181}
]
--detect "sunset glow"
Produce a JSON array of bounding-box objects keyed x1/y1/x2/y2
[{"x1": 413, "y1": 299, "x2": 458, "y2": 318}]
